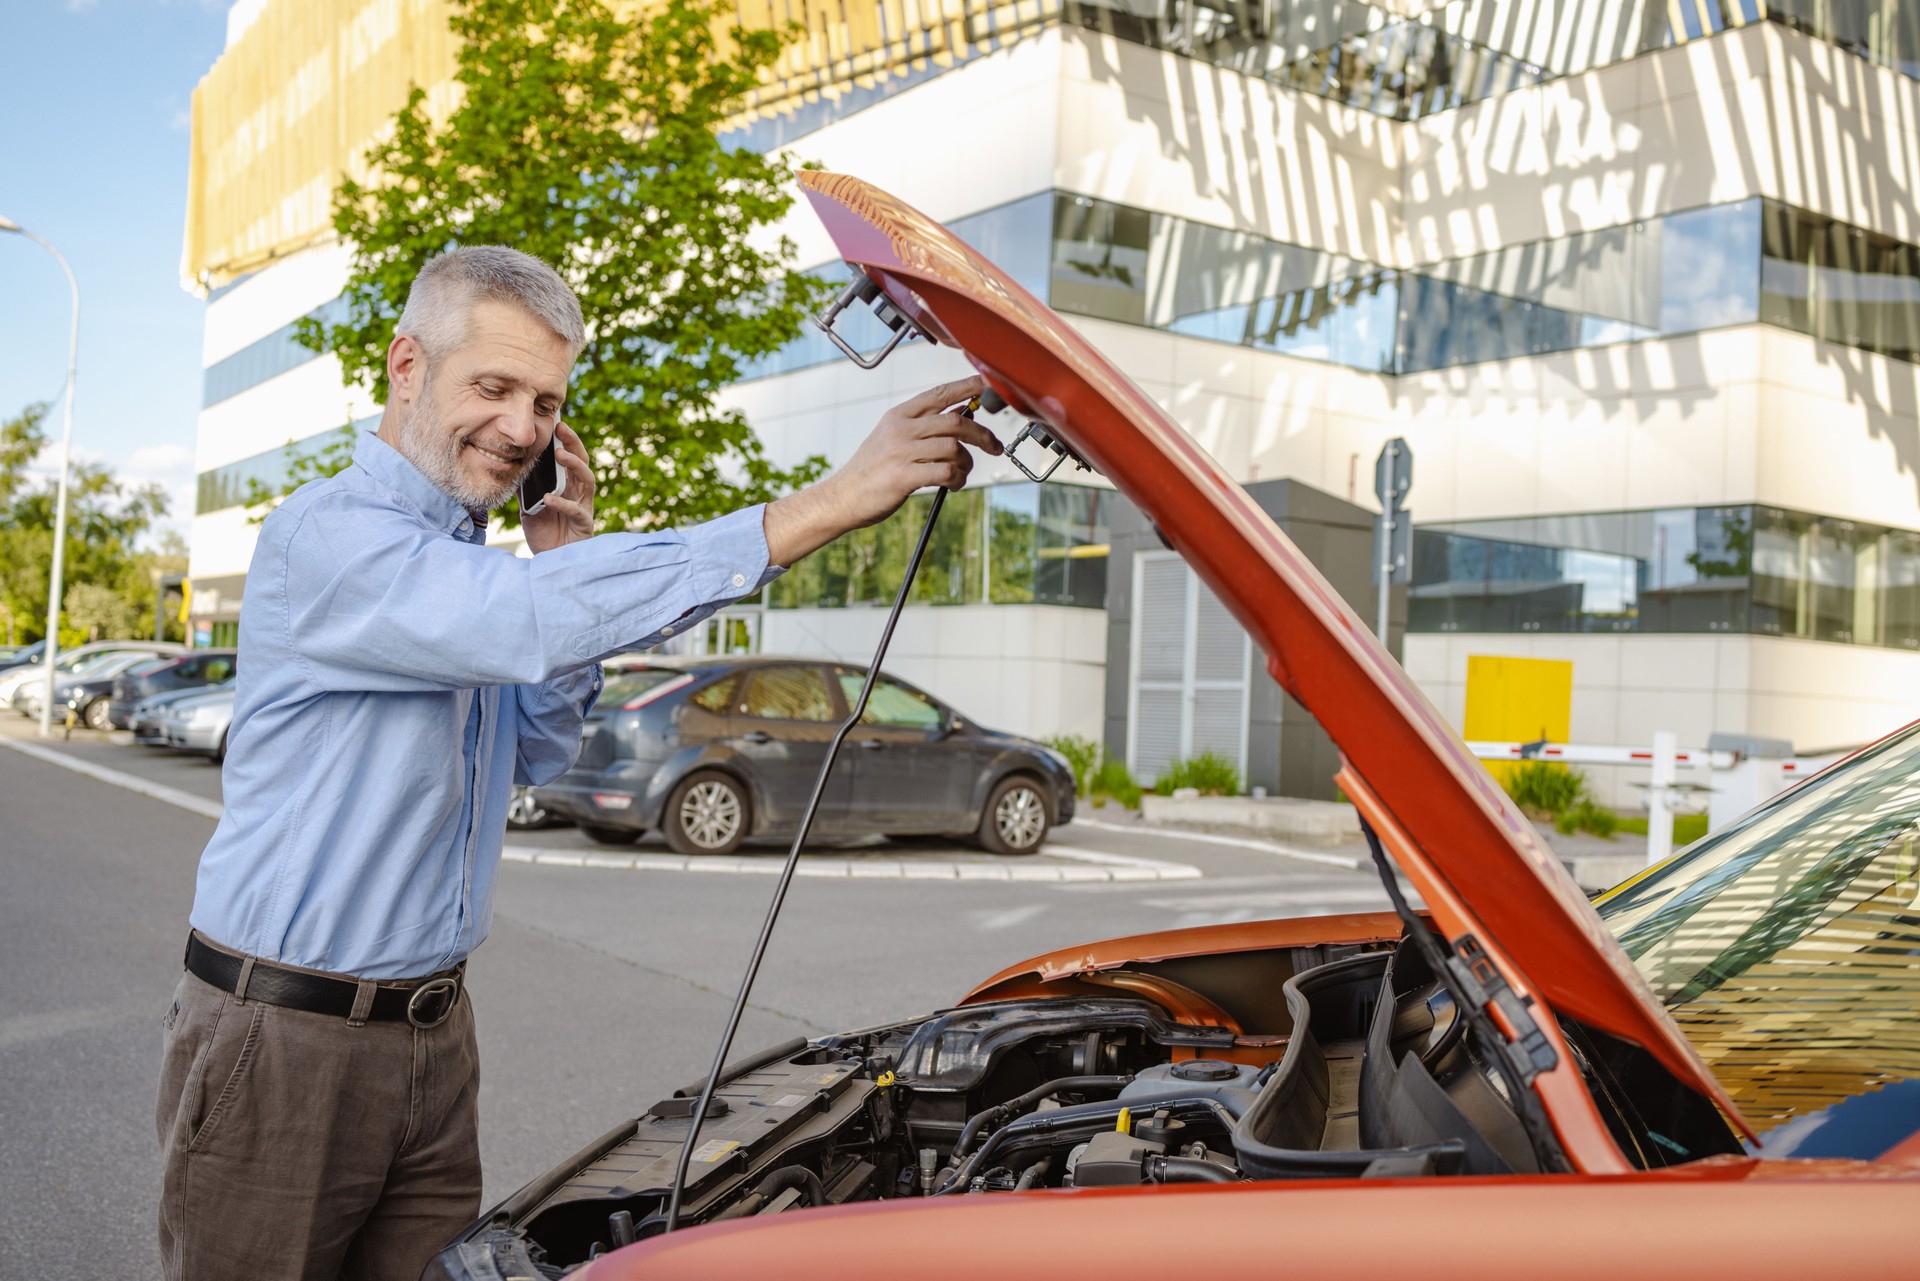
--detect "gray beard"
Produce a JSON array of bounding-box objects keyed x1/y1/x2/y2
[{"x1": 394, "y1": 371, "x2": 523, "y2": 512}]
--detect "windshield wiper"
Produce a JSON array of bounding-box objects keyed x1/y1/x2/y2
[{"x1": 1360, "y1": 819, "x2": 1569, "y2": 1173}]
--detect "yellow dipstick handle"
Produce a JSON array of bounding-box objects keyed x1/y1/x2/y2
[{"x1": 1116, "y1": 1106, "x2": 1132, "y2": 1134}]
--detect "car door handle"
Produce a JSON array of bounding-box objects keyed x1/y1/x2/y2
[
  {"x1": 742, "y1": 731, "x2": 772, "y2": 744},
  {"x1": 857, "y1": 738, "x2": 885, "y2": 750}
]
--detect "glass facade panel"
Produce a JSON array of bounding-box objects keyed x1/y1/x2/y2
[
  {"x1": 195, "y1": 417, "x2": 375, "y2": 515},
  {"x1": 988, "y1": 484, "x2": 1111, "y2": 608},
  {"x1": 1761, "y1": 201, "x2": 1920, "y2": 362},
  {"x1": 203, "y1": 296, "x2": 347, "y2": 407},
  {"x1": 1416, "y1": 505, "x2": 1920, "y2": 651},
  {"x1": 767, "y1": 482, "x2": 1108, "y2": 613}
]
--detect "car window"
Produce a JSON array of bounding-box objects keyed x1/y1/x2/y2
[
  {"x1": 836, "y1": 672, "x2": 944, "y2": 729},
  {"x1": 741, "y1": 666, "x2": 833, "y2": 722},
  {"x1": 203, "y1": 657, "x2": 235, "y2": 683},
  {"x1": 689, "y1": 675, "x2": 738, "y2": 713},
  {"x1": 601, "y1": 669, "x2": 681, "y2": 707}
]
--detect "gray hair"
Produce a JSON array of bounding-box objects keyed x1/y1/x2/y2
[{"x1": 395, "y1": 246, "x2": 585, "y2": 359}]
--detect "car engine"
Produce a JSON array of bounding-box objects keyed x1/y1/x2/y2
[{"x1": 434, "y1": 933, "x2": 1740, "y2": 1279}]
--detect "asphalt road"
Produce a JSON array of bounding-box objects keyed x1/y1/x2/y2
[{"x1": 0, "y1": 719, "x2": 1389, "y2": 1280}]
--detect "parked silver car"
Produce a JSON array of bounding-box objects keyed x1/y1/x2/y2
[
  {"x1": 133, "y1": 683, "x2": 232, "y2": 746},
  {"x1": 0, "y1": 641, "x2": 185, "y2": 715},
  {"x1": 159, "y1": 683, "x2": 237, "y2": 762},
  {"x1": 15, "y1": 650, "x2": 178, "y2": 719}
]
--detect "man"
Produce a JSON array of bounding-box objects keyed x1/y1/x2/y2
[{"x1": 157, "y1": 246, "x2": 998, "y2": 1280}]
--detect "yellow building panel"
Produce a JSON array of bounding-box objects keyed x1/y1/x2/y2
[
  {"x1": 1464, "y1": 655, "x2": 1574, "y2": 785},
  {"x1": 183, "y1": 0, "x2": 1059, "y2": 288}
]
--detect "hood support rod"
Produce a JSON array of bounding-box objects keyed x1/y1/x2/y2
[{"x1": 662, "y1": 484, "x2": 952, "y2": 1233}]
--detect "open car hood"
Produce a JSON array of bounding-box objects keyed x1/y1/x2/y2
[{"x1": 798, "y1": 171, "x2": 1748, "y2": 1137}]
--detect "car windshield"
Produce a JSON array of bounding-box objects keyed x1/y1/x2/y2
[
  {"x1": 601, "y1": 669, "x2": 681, "y2": 707},
  {"x1": 1594, "y1": 723, "x2": 1920, "y2": 1158}
]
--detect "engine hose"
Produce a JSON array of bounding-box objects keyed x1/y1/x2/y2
[
  {"x1": 1147, "y1": 1155, "x2": 1239, "y2": 1184},
  {"x1": 1012, "y1": 1158, "x2": 1051, "y2": 1192},
  {"x1": 949, "y1": 1075, "x2": 1132, "y2": 1168},
  {"x1": 749, "y1": 1165, "x2": 826, "y2": 1209},
  {"x1": 938, "y1": 1097, "x2": 1241, "y2": 1196}
]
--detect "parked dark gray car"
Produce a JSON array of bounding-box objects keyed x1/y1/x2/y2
[{"x1": 533, "y1": 657, "x2": 1075, "y2": 855}]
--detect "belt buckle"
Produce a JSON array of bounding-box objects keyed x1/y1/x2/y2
[{"x1": 407, "y1": 975, "x2": 460, "y2": 1029}]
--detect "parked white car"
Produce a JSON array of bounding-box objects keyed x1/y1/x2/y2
[
  {"x1": 159, "y1": 683, "x2": 237, "y2": 762},
  {"x1": 5, "y1": 644, "x2": 183, "y2": 717}
]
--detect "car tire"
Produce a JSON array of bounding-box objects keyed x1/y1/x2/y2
[
  {"x1": 663, "y1": 770, "x2": 750, "y2": 856},
  {"x1": 507, "y1": 785, "x2": 554, "y2": 831},
  {"x1": 213, "y1": 731, "x2": 228, "y2": 765},
  {"x1": 84, "y1": 699, "x2": 112, "y2": 731},
  {"x1": 978, "y1": 775, "x2": 1050, "y2": 856},
  {"x1": 580, "y1": 824, "x2": 642, "y2": 846}
]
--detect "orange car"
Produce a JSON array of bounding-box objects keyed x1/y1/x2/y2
[{"x1": 426, "y1": 175, "x2": 1920, "y2": 1281}]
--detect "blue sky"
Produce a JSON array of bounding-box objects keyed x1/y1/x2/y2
[{"x1": 1, "y1": 0, "x2": 230, "y2": 543}]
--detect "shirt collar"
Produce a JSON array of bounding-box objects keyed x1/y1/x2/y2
[{"x1": 352, "y1": 432, "x2": 488, "y2": 541}]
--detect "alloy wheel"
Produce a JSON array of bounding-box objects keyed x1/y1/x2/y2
[
  {"x1": 507, "y1": 785, "x2": 549, "y2": 830},
  {"x1": 84, "y1": 699, "x2": 112, "y2": 731},
  {"x1": 679, "y1": 779, "x2": 743, "y2": 850},
  {"x1": 994, "y1": 784, "x2": 1046, "y2": 851}
]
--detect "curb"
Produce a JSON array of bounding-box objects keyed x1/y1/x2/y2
[
  {"x1": 0, "y1": 737, "x2": 1203, "y2": 883},
  {"x1": 501, "y1": 843, "x2": 1202, "y2": 882}
]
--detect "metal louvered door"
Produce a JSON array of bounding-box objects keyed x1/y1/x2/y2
[{"x1": 1127, "y1": 552, "x2": 1249, "y2": 786}]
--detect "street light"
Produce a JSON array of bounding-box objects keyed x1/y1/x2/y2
[{"x1": 0, "y1": 215, "x2": 81, "y2": 736}]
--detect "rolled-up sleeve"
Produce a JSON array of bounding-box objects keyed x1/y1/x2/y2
[
  {"x1": 513, "y1": 664, "x2": 603, "y2": 785},
  {"x1": 277, "y1": 502, "x2": 781, "y2": 693}
]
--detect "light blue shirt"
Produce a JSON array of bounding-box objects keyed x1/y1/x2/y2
[{"x1": 190, "y1": 434, "x2": 779, "y2": 978}]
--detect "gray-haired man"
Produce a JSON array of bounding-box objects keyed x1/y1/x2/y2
[{"x1": 157, "y1": 246, "x2": 998, "y2": 1280}]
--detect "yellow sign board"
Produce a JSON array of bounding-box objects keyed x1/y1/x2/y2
[{"x1": 1464, "y1": 655, "x2": 1572, "y2": 784}]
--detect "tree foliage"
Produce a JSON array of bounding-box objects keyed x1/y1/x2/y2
[
  {"x1": 299, "y1": 0, "x2": 829, "y2": 531},
  {"x1": 0, "y1": 402, "x2": 182, "y2": 645}
]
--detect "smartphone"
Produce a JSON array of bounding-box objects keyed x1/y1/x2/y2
[{"x1": 518, "y1": 433, "x2": 564, "y2": 514}]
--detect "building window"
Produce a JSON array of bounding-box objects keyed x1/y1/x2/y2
[
  {"x1": 195, "y1": 417, "x2": 375, "y2": 515},
  {"x1": 767, "y1": 481, "x2": 1109, "y2": 612},
  {"x1": 1411, "y1": 505, "x2": 1920, "y2": 651},
  {"x1": 202, "y1": 296, "x2": 348, "y2": 408}
]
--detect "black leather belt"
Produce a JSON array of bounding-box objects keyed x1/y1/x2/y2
[{"x1": 184, "y1": 934, "x2": 463, "y2": 1028}]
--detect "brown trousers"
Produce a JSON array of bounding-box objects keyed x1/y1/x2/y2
[{"x1": 155, "y1": 950, "x2": 481, "y2": 1281}]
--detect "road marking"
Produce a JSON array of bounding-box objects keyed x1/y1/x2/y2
[
  {"x1": 0, "y1": 737, "x2": 224, "y2": 821},
  {"x1": 500, "y1": 841, "x2": 1201, "y2": 882},
  {"x1": 1072, "y1": 816, "x2": 1364, "y2": 870}
]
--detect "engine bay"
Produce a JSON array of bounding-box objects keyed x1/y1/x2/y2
[{"x1": 439, "y1": 932, "x2": 1740, "y2": 1278}]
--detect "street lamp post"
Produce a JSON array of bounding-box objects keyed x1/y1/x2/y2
[{"x1": 1, "y1": 215, "x2": 82, "y2": 736}]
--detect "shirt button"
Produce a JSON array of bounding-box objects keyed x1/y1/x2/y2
[
  {"x1": 731, "y1": 573, "x2": 747, "y2": 588},
  {"x1": 661, "y1": 625, "x2": 675, "y2": 637}
]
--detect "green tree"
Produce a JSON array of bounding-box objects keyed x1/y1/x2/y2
[
  {"x1": 0, "y1": 401, "x2": 179, "y2": 644},
  {"x1": 297, "y1": 0, "x2": 828, "y2": 530}
]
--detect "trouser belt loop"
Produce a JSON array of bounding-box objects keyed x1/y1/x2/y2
[
  {"x1": 234, "y1": 956, "x2": 257, "y2": 1004},
  {"x1": 346, "y1": 979, "x2": 378, "y2": 1027}
]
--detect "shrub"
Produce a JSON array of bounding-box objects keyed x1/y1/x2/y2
[
  {"x1": 1554, "y1": 799, "x2": 1619, "y2": 839},
  {"x1": 1502, "y1": 761, "x2": 1587, "y2": 819},
  {"x1": 1089, "y1": 754, "x2": 1142, "y2": 809},
  {"x1": 1152, "y1": 750, "x2": 1242, "y2": 798},
  {"x1": 1043, "y1": 733, "x2": 1099, "y2": 797}
]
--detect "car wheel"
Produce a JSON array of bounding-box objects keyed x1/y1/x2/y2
[
  {"x1": 213, "y1": 731, "x2": 228, "y2": 765},
  {"x1": 84, "y1": 699, "x2": 112, "y2": 731},
  {"x1": 663, "y1": 770, "x2": 750, "y2": 856},
  {"x1": 580, "y1": 824, "x2": 642, "y2": 846},
  {"x1": 979, "y1": 775, "x2": 1050, "y2": 855},
  {"x1": 507, "y1": 785, "x2": 553, "y2": 831}
]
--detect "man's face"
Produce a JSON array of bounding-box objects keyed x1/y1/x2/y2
[{"x1": 389, "y1": 299, "x2": 574, "y2": 510}]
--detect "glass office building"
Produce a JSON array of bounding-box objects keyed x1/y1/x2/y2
[{"x1": 186, "y1": 0, "x2": 1920, "y2": 790}]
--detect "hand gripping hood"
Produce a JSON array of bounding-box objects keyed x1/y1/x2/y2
[{"x1": 797, "y1": 171, "x2": 1748, "y2": 1141}]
